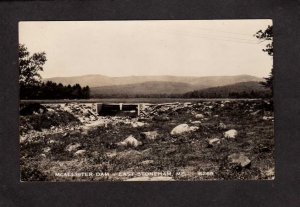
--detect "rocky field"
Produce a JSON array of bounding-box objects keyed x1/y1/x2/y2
[{"x1": 20, "y1": 100, "x2": 274, "y2": 181}]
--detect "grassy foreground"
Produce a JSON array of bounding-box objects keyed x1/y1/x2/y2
[{"x1": 20, "y1": 100, "x2": 274, "y2": 181}]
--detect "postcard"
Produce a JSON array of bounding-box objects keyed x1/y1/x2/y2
[{"x1": 19, "y1": 20, "x2": 274, "y2": 181}]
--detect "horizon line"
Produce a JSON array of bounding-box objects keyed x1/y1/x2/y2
[{"x1": 43, "y1": 73, "x2": 263, "y2": 79}]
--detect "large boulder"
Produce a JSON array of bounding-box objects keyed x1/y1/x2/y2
[
  {"x1": 117, "y1": 135, "x2": 142, "y2": 148},
  {"x1": 228, "y1": 153, "x2": 251, "y2": 168},
  {"x1": 224, "y1": 129, "x2": 238, "y2": 139},
  {"x1": 170, "y1": 124, "x2": 199, "y2": 135}
]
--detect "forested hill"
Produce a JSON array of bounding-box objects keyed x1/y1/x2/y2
[
  {"x1": 182, "y1": 81, "x2": 271, "y2": 98},
  {"x1": 90, "y1": 81, "x2": 194, "y2": 95}
]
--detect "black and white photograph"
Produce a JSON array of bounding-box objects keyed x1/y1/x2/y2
[{"x1": 19, "y1": 20, "x2": 274, "y2": 181}]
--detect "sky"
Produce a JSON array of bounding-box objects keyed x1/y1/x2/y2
[{"x1": 19, "y1": 20, "x2": 272, "y2": 78}]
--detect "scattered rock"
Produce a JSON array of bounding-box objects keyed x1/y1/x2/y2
[
  {"x1": 91, "y1": 151, "x2": 99, "y2": 157},
  {"x1": 170, "y1": 124, "x2": 199, "y2": 135},
  {"x1": 131, "y1": 122, "x2": 145, "y2": 128},
  {"x1": 117, "y1": 135, "x2": 142, "y2": 148},
  {"x1": 191, "y1": 120, "x2": 201, "y2": 125},
  {"x1": 224, "y1": 129, "x2": 238, "y2": 139},
  {"x1": 262, "y1": 116, "x2": 273, "y2": 121},
  {"x1": 66, "y1": 143, "x2": 81, "y2": 152},
  {"x1": 48, "y1": 139, "x2": 59, "y2": 144},
  {"x1": 47, "y1": 108, "x2": 55, "y2": 112},
  {"x1": 218, "y1": 122, "x2": 227, "y2": 130},
  {"x1": 183, "y1": 102, "x2": 192, "y2": 107},
  {"x1": 165, "y1": 147, "x2": 177, "y2": 155},
  {"x1": 74, "y1": 149, "x2": 86, "y2": 156},
  {"x1": 264, "y1": 167, "x2": 275, "y2": 179},
  {"x1": 83, "y1": 109, "x2": 91, "y2": 117},
  {"x1": 43, "y1": 147, "x2": 51, "y2": 153},
  {"x1": 90, "y1": 116, "x2": 97, "y2": 121},
  {"x1": 106, "y1": 151, "x2": 117, "y2": 158},
  {"x1": 207, "y1": 138, "x2": 221, "y2": 147},
  {"x1": 80, "y1": 126, "x2": 90, "y2": 135},
  {"x1": 20, "y1": 136, "x2": 27, "y2": 144},
  {"x1": 70, "y1": 129, "x2": 81, "y2": 136},
  {"x1": 141, "y1": 131, "x2": 159, "y2": 141},
  {"x1": 195, "y1": 114, "x2": 204, "y2": 119},
  {"x1": 141, "y1": 160, "x2": 154, "y2": 165},
  {"x1": 228, "y1": 153, "x2": 251, "y2": 168}
]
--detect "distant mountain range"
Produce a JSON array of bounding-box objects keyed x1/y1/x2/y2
[
  {"x1": 45, "y1": 74, "x2": 263, "y2": 95},
  {"x1": 90, "y1": 81, "x2": 194, "y2": 95}
]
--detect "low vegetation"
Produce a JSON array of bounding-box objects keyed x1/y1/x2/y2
[{"x1": 20, "y1": 100, "x2": 274, "y2": 181}]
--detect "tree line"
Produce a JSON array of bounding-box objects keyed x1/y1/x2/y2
[
  {"x1": 181, "y1": 90, "x2": 271, "y2": 99},
  {"x1": 19, "y1": 44, "x2": 90, "y2": 100},
  {"x1": 20, "y1": 82, "x2": 90, "y2": 100},
  {"x1": 91, "y1": 90, "x2": 271, "y2": 99}
]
